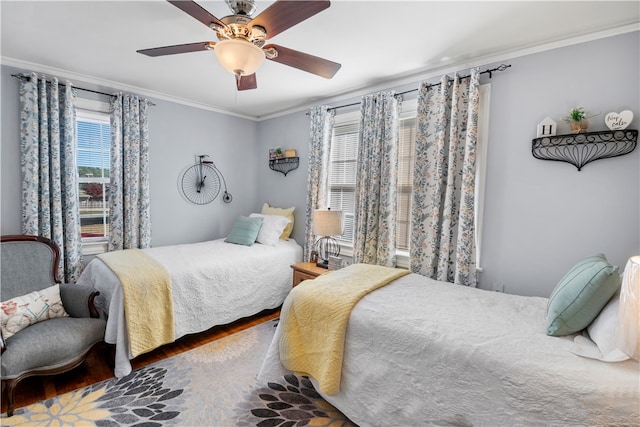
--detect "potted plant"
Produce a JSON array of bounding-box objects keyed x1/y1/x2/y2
[
  {"x1": 275, "y1": 147, "x2": 283, "y2": 159},
  {"x1": 564, "y1": 107, "x2": 590, "y2": 133}
]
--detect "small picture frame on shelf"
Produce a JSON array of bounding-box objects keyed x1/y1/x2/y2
[
  {"x1": 328, "y1": 255, "x2": 343, "y2": 271},
  {"x1": 269, "y1": 149, "x2": 277, "y2": 160},
  {"x1": 285, "y1": 149, "x2": 297, "y2": 158}
]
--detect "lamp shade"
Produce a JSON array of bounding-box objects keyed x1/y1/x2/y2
[
  {"x1": 214, "y1": 39, "x2": 265, "y2": 76},
  {"x1": 312, "y1": 209, "x2": 343, "y2": 237},
  {"x1": 616, "y1": 255, "x2": 640, "y2": 360}
]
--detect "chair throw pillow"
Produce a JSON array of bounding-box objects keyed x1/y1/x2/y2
[
  {"x1": 262, "y1": 203, "x2": 295, "y2": 240},
  {"x1": 225, "y1": 216, "x2": 264, "y2": 246},
  {"x1": 0, "y1": 284, "x2": 69, "y2": 339},
  {"x1": 249, "y1": 213, "x2": 292, "y2": 246},
  {"x1": 546, "y1": 254, "x2": 620, "y2": 336}
]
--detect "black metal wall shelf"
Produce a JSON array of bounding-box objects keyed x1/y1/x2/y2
[
  {"x1": 532, "y1": 129, "x2": 637, "y2": 171},
  {"x1": 269, "y1": 157, "x2": 299, "y2": 176}
]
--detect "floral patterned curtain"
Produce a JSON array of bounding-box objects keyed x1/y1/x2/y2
[
  {"x1": 304, "y1": 106, "x2": 334, "y2": 261},
  {"x1": 19, "y1": 73, "x2": 83, "y2": 282},
  {"x1": 109, "y1": 93, "x2": 151, "y2": 250},
  {"x1": 410, "y1": 68, "x2": 480, "y2": 286},
  {"x1": 352, "y1": 91, "x2": 400, "y2": 267}
]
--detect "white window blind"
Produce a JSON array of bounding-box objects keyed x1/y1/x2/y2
[
  {"x1": 76, "y1": 106, "x2": 110, "y2": 242},
  {"x1": 329, "y1": 122, "x2": 358, "y2": 242},
  {"x1": 396, "y1": 115, "x2": 416, "y2": 251}
]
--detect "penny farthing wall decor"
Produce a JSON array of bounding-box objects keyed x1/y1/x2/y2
[{"x1": 181, "y1": 155, "x2": 233, "y2": 205}]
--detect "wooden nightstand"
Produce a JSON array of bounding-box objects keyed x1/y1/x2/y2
[{"x1": 291, "y1": 262, "x2": 328, "y2": 287}]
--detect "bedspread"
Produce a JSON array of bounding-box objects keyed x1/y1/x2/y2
[
  {"x1": 79, "y1": 238, "x2": 302, "y2": 377},
  {"x1": 98, "y1": 249, "x2": 174, "y2": 358},
  {"x1": 260, "y1": 272, "x2": 640, "y2": 426},
  {"x1": 280, "y1": 263, "x2": 409, "y2": 395}
]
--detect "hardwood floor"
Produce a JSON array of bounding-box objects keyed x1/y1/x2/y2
[{"x1": 1, "y1": 308, "x2": 280, "y2": 415}]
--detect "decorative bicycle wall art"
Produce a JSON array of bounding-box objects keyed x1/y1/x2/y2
[{"x1": 180, "y1": 155, "x2": 232, "y2": 205}]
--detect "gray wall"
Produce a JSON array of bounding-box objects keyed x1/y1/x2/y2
[
  {"x1": 0, "y1": 66, "x2": 22, "y2": 236},
  {"x1": 2, "y1": 31, "x2": 639, "y2": 297},
  {"x1": 479, "y1": 32, "x2": 639, "y2": 297},
  {"x1": 256, "y1": 31, "x2": 640, "y2": 297},
  {"x1": 144, "y1": 98, "x2": 259, "y2": 246},
  {"x1": 255, "y1": 111, "x2": 311, "y2": 245}
]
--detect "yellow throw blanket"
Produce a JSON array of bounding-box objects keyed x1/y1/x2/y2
[
  {"x1": 279, "y1": 263, "x2": 410, "y2": 395},
  {"x1": 98, "y1": 249, "x2": 175, "y2": 358}
]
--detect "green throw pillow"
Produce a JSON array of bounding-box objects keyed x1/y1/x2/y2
[
  {"x1": 546, "y1": 254, "x2": 620, "y2": 336},
  {"x1": 224, "y1": 216, "x2": 263, "y2": 246}
]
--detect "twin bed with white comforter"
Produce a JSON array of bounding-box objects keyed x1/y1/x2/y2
[
  {"x1": 78, "y1": 237, "x2": 302, "y2": 377},
  {"x1": 259, "y1": 264, "x2": 639, "y2": 426}
]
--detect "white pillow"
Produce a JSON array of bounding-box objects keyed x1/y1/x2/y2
[
  {"x1": 586, "y1": 294, "x2": 630, "y2": 362},
  {"x1": 249, "y1": 213, "x2": 292, "y2": 246},
  {"x1": 0, "y1": 284, "x2": 69, "y2": 339}
]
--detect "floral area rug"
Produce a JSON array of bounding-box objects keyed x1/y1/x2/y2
[{"x1": 1, "y1": 319, "x2": 356, "y2": 427}]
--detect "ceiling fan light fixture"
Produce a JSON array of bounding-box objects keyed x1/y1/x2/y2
[{"x1": 214, "y1": 38, "x2": 265, "y2": 76}]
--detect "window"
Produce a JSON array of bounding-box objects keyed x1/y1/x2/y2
[
  {"x1": 327, "y1": 101, "x2": 417, "y2": 251},
  {"x1": 326, "y1": 85, "x2": 490, "y2": 267},
  {"x1": 328, "y1": 114, "x2": 359, "y2": 243},
  {"x1": 75, "y1": 99, "x2": 110, "y2": 244},
  {"x1": 395, "y1": 109, "x2": 417, "y2": 251}
]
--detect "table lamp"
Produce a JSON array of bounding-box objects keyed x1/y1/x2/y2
[
  {"x1": 312, "y1": 209, "x2": 343, "y2": 268},
  {"x1": 616, "y1": 255, "x2": 640, "y2": 360}
]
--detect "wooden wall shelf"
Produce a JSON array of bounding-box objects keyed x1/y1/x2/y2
[{"x1": 532, "y1": 129, "x2": 637, "y2": 171}]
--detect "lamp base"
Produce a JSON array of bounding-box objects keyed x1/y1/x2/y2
[
  {"x1": 313, "y1": 236, "x2": 340, "y2": 270},
  {"x1": 316, "y1": 260, "x2": 329, "y2": 269}
]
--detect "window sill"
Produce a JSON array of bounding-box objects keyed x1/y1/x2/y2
[
  {"x1": 337, "y1": 243, "x2": 410, "y2": 269},
  {"x1": 336, "y1": 244, "x2": 482, "y2": 272},
  {"x1": 82, "y1": 240, "x2": 108, "y2": 256}
]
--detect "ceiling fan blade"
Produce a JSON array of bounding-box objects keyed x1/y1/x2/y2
[
  {"x1": 167, "y1": 0, "x2": 225, "y2": 29},
  {"x1": 137, "y1": 42, "x2": 214, "y2": 57},
  {"x1": 264, "y1": 44, "x2": 341, "y2": 79},
  {"x1": 250, "y1": 0, "x2": 330, "y2": 40},
  {"x1": 237, "y1": 73, "x2": 258, "y2": 91}
]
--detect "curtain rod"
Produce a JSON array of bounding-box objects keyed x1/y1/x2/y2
[
  {"x1": 11, "y1": 73, "x2": 156, "y2": 106},
  {"x1": 325, "y1": 63, "x2": 511, "y2": 113}
]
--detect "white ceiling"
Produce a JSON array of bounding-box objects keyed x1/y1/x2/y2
[{"x1": 2, "y1": 1, "x2": 639, "y2": 120}]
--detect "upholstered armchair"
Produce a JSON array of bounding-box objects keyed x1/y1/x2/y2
[{"x1": 1, "y1": 235, "x2": 106, "y2": 417}]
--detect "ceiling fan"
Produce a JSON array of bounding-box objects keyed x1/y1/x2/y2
[{"x1": 137, "y1": 0, "x2": 341, "y2": 91}]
